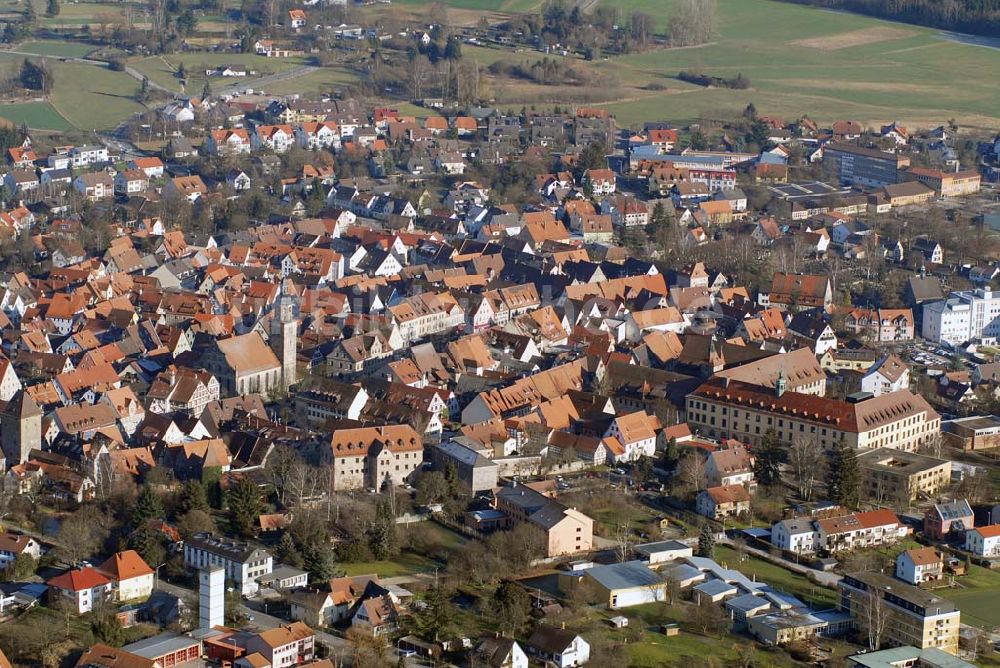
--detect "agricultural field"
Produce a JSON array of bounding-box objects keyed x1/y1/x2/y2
[
  {"x1": 43, "y1": 59, "x2": 145, "y2": 130},
  {"x1": 379, "y1": 0, "x2": 1000, "y2": 130},
  {"x1": 0, "y1": 100, "x2": 72, "y2": 130},
  {"x1": 16, "y1": 39, "x2": 95, "y2": 57}
]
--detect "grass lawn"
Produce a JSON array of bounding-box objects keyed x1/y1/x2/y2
[
  {"x1": 715, "y1": 545, "x2": 837, "y2": 609},
  {"x1": 339, "y1": 522, "x2": 468, "y2": 578},
  {"x1": 47, "y1": 60, "x2": 145, "y2": 130},
  {"x1": 0, "y1": 101, "x2": 73, "y2": 130},
  {"x1": 935, "y1": 564, "x2": 1000, "y2": 630},
  {"x1": 18, "y1": 39, "x2": 96, "y2": 58},
  {"x1": 596, "y1": 603, "x2": 803, "y2": 667},
  {"x1": 260, "y1": 65, "x2": 358, "y2": 97}
]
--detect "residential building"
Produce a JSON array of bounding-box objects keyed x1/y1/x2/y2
[
  {"x1": 326, "y1": 424, "x2": 423, "y2": 491},
  {"x1": 473, "y1": 638, "x2": 529, "y2": 668},
  {"x1": 904, "y1": 168, "x2": 981, "y2": 197},
  {"x1": 964, "y1": 525, "x2": 1000, "y2": 558},
  {"x1": 837, "y1": 572, "x2": 960, "y2": 653},
  {"x1": 764, "y1": 272, "x2": 833, "y2": 310},
  {"x1": 687, "y1": 379, "x2": 941, "y2": 453},
  {"x1": 494, "y1": 483, "x2": 594, "y2": 557},
  {"x1": 526, "y1": 627, "x2": 590, "y2": 668},
  {"x1": 856, "y1": 448, "x2": 951, "y2": 505},
  {"x1": 895, "y1": 547, "x2": 943, "y2": 585},
  {"x1": 244, "y1": 622, "x2": 315, "y2": 667},
  {"x1": 0, "y1": 531, "x2": 40, "y2": 569},
  {"x1": 924, "y1": 500, "x2": 974, "y2": 541},
  {"x1": 823, "y1": 143, "x2": 911, "y2": 187},
  {"x1": 97, "y1": 550, "x2": 154, "y2": 602},
  {"x1": 818, "y1": 509, "x2": 907, "y2": 553},
  {"x1": 696, "y1": 484, "x2": 750, "y2": 520},
  {"x1": 922, "y1": 288, "x2": 1000, "y2": 346},
  {"x1": 861, "y1": 355, "x2": 911, "y2": 397},
  {"x1": 705, "y1": 443, "x2": 754, "y2": 487},
  {"x1": 183, "y1": 533, "x2": 273, "y2": 596},
  {"x1": 47, "y1": 566, "x2": 112, "y2": 613}
]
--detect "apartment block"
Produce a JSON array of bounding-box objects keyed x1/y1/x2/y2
[{"x1": 838, "y1": 572, "x2": 960, "y2": 654}]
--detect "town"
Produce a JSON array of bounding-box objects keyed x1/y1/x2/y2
[{"x1": 0, "y1": 0, "x2": 998, "y2": 667}]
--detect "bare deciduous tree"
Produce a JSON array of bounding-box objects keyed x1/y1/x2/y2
[
  {"x1": 669, "y1": 0, "x2": 718, "y2": 47},
  {"x1": 860, "y1": 586, "x2": 888, "y2": 652},
  {"x1": 614, "y1": 521, "x2": 632, "y2": 563},
  {"x1": 676, "y1": 449, "x2": 707, "y2": 496},
  {"x1": 788, "y1": 436, "x2": 823, "y2": 501}
]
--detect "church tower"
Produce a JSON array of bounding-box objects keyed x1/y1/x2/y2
[
  {"x1": 270, "y1": 278, "x2": 299, "y2": 389},
  {"x1": 1, "y1": 390, "x2": 41, "y2": 469}
]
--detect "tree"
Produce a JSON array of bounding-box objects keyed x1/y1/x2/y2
[
  {"x1": 132, "y1": 484, "x2": 165, "y2": 527},
  {"x1": 1, "y1": 553, "x2": 35, "y2": 581},
  {"x1": 23, "y1": 0, "x2": 36, "y2": 25},
  {"x1": 178, "y1": 480, "x2": 210, "y2": 514},
  {"x1": 176, "y1": 62, "x2": 187, "y2": 80},
  {"x1": 698, "y1": 522, "x2": 716, "y2": 559},
  {"x1": 414, "y1": 470, "x2": 449, "y2": 505},
  {"x1": 690, "y1": 597, "x2": 727, "y2": 636},
  {"x1": 227, "y1": 477, "x2": 263, "y2": 538},
  {"x1": 827, "y1": 436, "x2": 860, "y2": 510},
  {"x1": 91, "y1": 603, "x2": 125, "y2": 646},
  {"x1": 488, "y1": 581, "x2": 530, "y2": 636},
  {"x1": 669, "y1": 0, "x2": 717, "y2": 47},
  {"x1": 128, "y1": 525, "x2": 167, "y2": 569},
  {"x1": 19, "y1": 59, "x2": 51, "y2": 93},
  {"x1": 137, "y1": 76, "x2": 150, "y2": 102},
  {"x1": 177, "y1": 509, "x2": 216, "y2": 539},
  {"x1": 275, "y1": 531, "x2": 303, "y2": 568},
  {"x1": 368, "y1": 494, "x2": 398, "y2": 560},
  {"x1": 55, "y1": 506, "x2": 110, "y2": 566},
  {"x1": 788, "y1": 436, "x2": 823, "y2": 500},
  {"x1": 859, "y1": 586, "x2": 887, "y2": 652},
  {"x1": 45, "y1": 0, "x2": 59, "y2": 17},
  {"x1": 410, "y1": 586, "x2": 457, "y2": 642},
  {"x1": 676, "y1": 449, "x2": 707, "y2": 496},
  {"x1": 753, "y1": 429, "x2": 782, "y2": 487},
  {"x1": 201, "y1": 79, "x2": 211, "y2": 101}
]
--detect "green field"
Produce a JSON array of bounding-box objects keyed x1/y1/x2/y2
[
  {"x1": 0, "y1": 101, "x2": 73, "y2": 130},
  {"x1": 409, "y1": 0, "x2": 1000, "y2": 130},
  {"x1": 47, "y1": 60, "x2": 145, "y2": 130},
  {"x1": 936, "y1": 564, "x2": 1000, "y2": 630},
  {"x1": 18, "y1": 39, "x2": 95, "y2": 57}
]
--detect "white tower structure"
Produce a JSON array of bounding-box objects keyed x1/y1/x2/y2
[
  {"x1": 270, "y1": 278, "x2": 299, "y2": 388},
  {"x1": 200, "y1": 565, "x2": 224, "y2": 629}
]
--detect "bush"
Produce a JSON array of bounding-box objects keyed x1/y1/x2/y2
[{"x1": 108, "y1": 58, "x2": 126, "y2": 71}]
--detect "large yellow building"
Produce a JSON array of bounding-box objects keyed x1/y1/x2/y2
[
  {"x1": 838, "y1": 572, "x2": 960, "y2": 654},
  {"x1": 686, "y1": 378, "x2": 940, "y2": 452}
]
